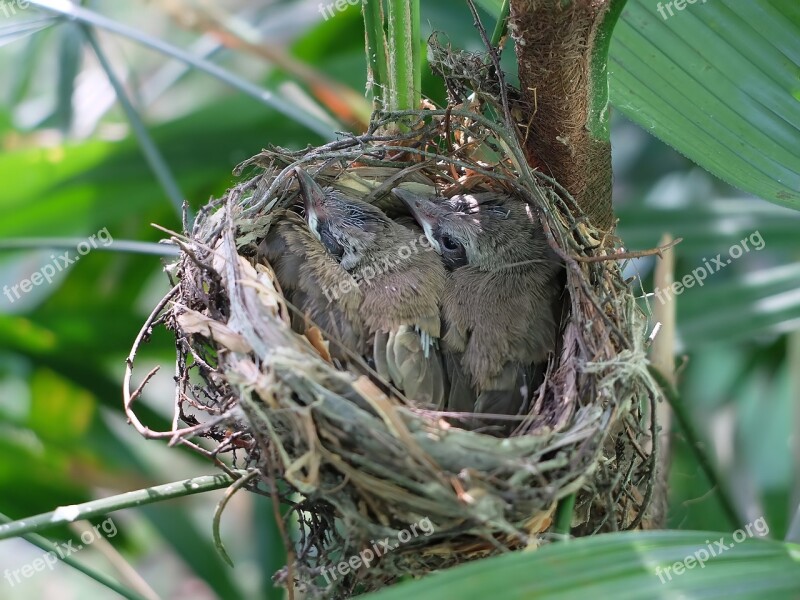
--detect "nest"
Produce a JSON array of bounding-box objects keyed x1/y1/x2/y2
[{"x1": 125, "y1": 46, "x2": 662, "y2": 599}]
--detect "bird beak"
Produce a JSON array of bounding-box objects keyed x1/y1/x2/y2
[
  {"x1": 294, "y1": 167, "x2": 326, "y2": 239},
  {"x1": 392, "y1": 188, "x2": 438, "y2": 228},
  {"x1": 295, "y1": 167, "x2": 327, "y2": 213},
  {"x1": 392, "y1": 188, "x2": 442, "y2": 253}
]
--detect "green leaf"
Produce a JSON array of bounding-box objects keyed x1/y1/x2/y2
[
  {"x1": 678, "y1": 263, "x2": 800, "y2": 345},
  {"x1": 363, "y1": 531, "x2": 800, "y2": 599},
  {"x1": 617, "y1": 198, "x2": 800, "y2": 254},
  {"x1": 609, "y1": 0, "x2": 800, "y2": 209},
  {"x1": 141, "y1": 503, "x2": 246, "y2": 600},
  {"x1": 473, "y1": 0, "x2": 800, "y2": 209},
  {"x1": 253, "y1": 495, "x2": 287, "y2": 600},
  {"x1": 6, "y1": 21, "x2": 53, "y2": 105},
  {"x1": 0, "y1": 93, "x2": 318, "y2": 238},
  {"x1": 0, "y1": 15, "x2": 57, "y2": 48},
  {"x1": 28, "y1": 367, "x2": 95, "y2": 443},
  {"x1": 52, "y1": 23, "x2": 82, "y2": 132},
  {"x1": 26, "y1": 0, "x2": 337, "y2": 138},
  {"x1": 473, "y1": 0, "x2": 504, "y2": 17}
]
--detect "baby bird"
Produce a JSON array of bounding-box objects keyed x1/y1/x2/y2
[
  {"x1": 258, "y1": 206, "x2": 365, "y2": 363},
  {"x1": 261, "y1": 169, "x2": 448, "y2": 408},
  {"x1": 393, "y1": 188, "x2": 564, "y2": 429}
]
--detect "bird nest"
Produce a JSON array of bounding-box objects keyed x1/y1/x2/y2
[{"x1": 125, "y1": 61, "x2": 662, "y2": 599}]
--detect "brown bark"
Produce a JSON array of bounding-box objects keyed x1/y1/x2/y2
[{"x1": 509, "y1": 0, "x2": 615, "y2": 231}]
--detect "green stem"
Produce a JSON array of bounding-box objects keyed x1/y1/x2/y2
[
  {"x1": 0, "y1": 238, "x2": 179, "y2": 256},
  {"x1": 490, "y1": 0, "x2": 510, "y2": 47},
  {"x1": 386, "y1": 0, "x2": 420, "y2": 111},
  {"x1": 648, "y1": 366, "x2": 741, "y2": 530},
  {"x1": 0, "y1": 473, "x2": 243, "y2": 540},
  {"x1": 0, "y1": 512, "x2": 149, "y2": 600},
  {"x1": 212, "y1": 470, "x2": 260, "y2": 567},
  {"x1": 553, "y1": 493, "x2": 576, "y2": 539},
  {"x1": 411, "y1": 0, "x2": 421, "y2": 106},
  {"x1": 587, "y1": 0, "x2": 627, "y2": 140},
  {"x1": 363, "y1": 0, "x2": 388, "y2": 107}
]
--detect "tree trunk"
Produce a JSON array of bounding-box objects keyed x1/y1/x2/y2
[{"x1": 509, "y1": 0, "x2": 621, "y2": 231}]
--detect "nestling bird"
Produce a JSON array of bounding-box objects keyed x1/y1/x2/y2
[
  {"x1": 393, "y1": 188, "x2": 564, "y2": 430},
  {"x1": 258, "y1": 206, "x2": 365, "y2": 362},
  {"x1": 260, "y1": 169, "x2": 448, "y2": 408}
]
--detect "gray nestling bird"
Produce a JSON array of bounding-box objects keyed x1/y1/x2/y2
[
  {"x1": 261, "y1": 169, "x2": 448, "y2": 408},
  {"x1": 258, "y1": 208, "x2": 365, "y2": 363},
  {"x1": 393, "y1": 188, "x2": 564, "y2": 429}
]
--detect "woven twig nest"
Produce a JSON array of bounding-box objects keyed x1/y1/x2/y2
[{"x1": 125, "y1": 56, "x2": 662, "y2": 598}]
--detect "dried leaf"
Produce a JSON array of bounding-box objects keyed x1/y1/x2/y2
[{"x1": 177, "y1": 308, "x2": 252, "y2": 353}]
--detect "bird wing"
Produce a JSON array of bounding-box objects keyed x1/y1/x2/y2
[
  {"x1": 471, "y1": 361, "x2": 544, "y2": 435},
  {"x1": 443, "y1": 350, "x2": 476, "y2": 414},
  {"x1": 258, "y1": 213, "x2": 366, "y2": 359},
  {"x1": 472, "y1": 362, "x2": 537, "y2": 414},
  {"x1": 374, "y1": 325, "x2": 447, "y2": 409}
]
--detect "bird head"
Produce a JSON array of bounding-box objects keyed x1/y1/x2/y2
[
  {"x1": 295, "y1": 168, "x2": 390, "y2": 271},
  {"x1": 392, "y1": 188, "x2": 553, "y2": 271}
]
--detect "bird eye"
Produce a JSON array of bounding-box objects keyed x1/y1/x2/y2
[
  {"x1": 437, "y1": 233, "x2": 467, "y2": 269},
  {"x1": 319, "y1": 225, "x2": 345, "y2": 260},
  {"x1": 441, "y1": 234, "x2": 461, "y2": 252}
]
